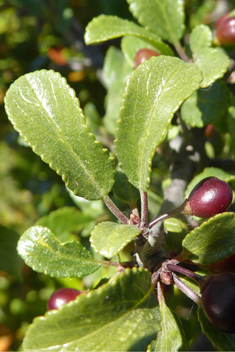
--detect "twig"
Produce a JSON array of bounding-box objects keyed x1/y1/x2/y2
[
  {"x1": 103, "y1": 195, "x2": 129, "y2": 224},
  {"x1": 172, "y1": 273, "x2": 200, "y2": 305},
  {"x1": 174, "y1": 42, "x2": 191, "y2": 62},
  {"x1": 140, "y1": 191, "x2": 148, "y2": 225},
  {"x1": 167, "y1": 263, "x2": 204, "y2": 285}
]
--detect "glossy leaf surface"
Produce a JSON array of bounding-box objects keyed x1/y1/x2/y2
[
  {"x1": 181, "y1": 212, "x2": 235, "y2": 265},
  {"x1": 85, "y1": 15, "x2": 173, "y2": 55},
  {"x1": 23, "y1": 268, "x2": 160, "y2": 351},
  {"x1": 17, "y1": 226, "x2": 101, "y2": 277},
  {"x1": 181, "y1": 80, "x2": 230, "y2": 127},
  {"x1": 127, "y1": 0, "x2": 185, "y2": 44},
  {"x1": 90, "y1": 221, "x2": 141, "y2": 258},
  {"x1": 0, "y1": 225, "x2": 23, "y2": 280},
  {"x1": 103, "y1": 47, "x2": 132, "y2": 135},
  {"x1": 197, "y1": 305, "x2": 235, "y2": 351},
  {"x1": 5, "y1": 70, "x2": 115, "y2": 200},
  {"x1": 115, "y1": 56, "x2": 202, "y2": 191},
  {"x1": 190, "y1": 25, "x2": 230, "y2": 87}
]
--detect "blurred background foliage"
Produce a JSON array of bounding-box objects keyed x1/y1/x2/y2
[{"x1": 1, "y1": 0, "x2": 235, "y2": 350}]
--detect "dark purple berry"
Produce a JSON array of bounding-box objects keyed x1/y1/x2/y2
[
  {"x1": 47, "y1": 288, "x2": 81, "y2": 310},
  {"x1": 134, "y1": 49, "x2": 159, "y2": 69},
  {"x1": 215, "y1": 16, "x2": 235, "y2": 46},
  {"x1": 201, "y1": 273, "x2": 235, "y2": 333},
  {"x1": 184, "y1": 177, "x2": 233, "y2": 218}
]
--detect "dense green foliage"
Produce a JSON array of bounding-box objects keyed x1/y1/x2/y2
[{"x1": 2, "y1": 0, "x2": 235, "y2": 351}]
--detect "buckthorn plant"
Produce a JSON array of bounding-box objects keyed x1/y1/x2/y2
[{"x1": 3, "y1": 0, "x2": 235, "y2": 351}]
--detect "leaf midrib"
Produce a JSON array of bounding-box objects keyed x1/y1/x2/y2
[
  {"x1": 13, "y1": 75, "x2": 106, "y2": 198},
  {"x1": 137, "y1": 63, "x2": 182, "y2": 188}
]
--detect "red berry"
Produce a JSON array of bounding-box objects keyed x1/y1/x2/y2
[
  {"x1": 184, "y1": 177, "x2": 233, "y2": 218},
  {"x1": 215, "y1": 16, "x2": 235, "y2": 46},
  {"x1": 204, "y1": 124, "x2": 215, "y2": 139},
  {"x1": 134, "y1": 49, "x2": 159, "y2": 69},
  {"x1": 47, "y1": 288, "x2": 81, "y2": 310},
  {"x1": 214, "y1": 13, "x2": 230, "y2": 29},
  {"x1": 201, "y1": 273, "x2": 235, "y2": 333}
]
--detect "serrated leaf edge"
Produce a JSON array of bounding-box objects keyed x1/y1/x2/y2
[
  {"x1": 22, "y1": 268, "x2": 154, "y2": 350},
  {"x1": 114, "y1": 58, "x2": 203, "y2": 190},
  {"x1": 84, "y1": 15, "x2": 173, "y2": 56},
  {"x1": 182, "y1": 212, "x2": 235, "y2": 260},
  {"x1": 90, "y1": 222, "x2": 141, "y2": 258},
  {"x1": 4, "y1": 70, "x2": 115, "y2": 200},
  {"x1": 17, "y1": 225, "x2": 101, "y2": 277}
]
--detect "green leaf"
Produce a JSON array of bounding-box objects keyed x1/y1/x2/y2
[
  {"x1": 121, "y1": 35, "x2": 161, "y2": 66},
  {"x1": 197, "y1": 304, "x2": 235, "y2": 351},
  {"x1": 181, "y1": 212, "x2": 235, "y2": 265},
  {"x1": 103, "y1": 47, "x2": 133, "y2": 135},
  {"x1": 36, "y1": 207, "x2": 94, "y2": 242},
  {"x1": 67, "y1": 189, "x2": 105, "y2": 216},
  {"x1": 90, "y1": 221, "x2": 141, "y2": 258},
  {"x1": 190, "y1": 24, "x2": 212, "y2": 57},
  {"x1": 149, "y1": 299, "x2": 186, "y2": 351},
  {"x1": 194, "y1": 49, "x2": 230, "y2": 88},
  {"x1": 17, "y1": 226, "x2": 101, "y2": 277},
  {"x1": 185, "y1": 167, "x2": 235, "y2": 198},
  {"x1": 22, "y1": 268, "x2": 161, "y2": 351},
  {"x1": 164, "y1": 217, "x2": 182, "y2": 233},
  {"x1": 190, "y1": 25, "x2": 230, "y2": 88},
  {"x1": 115, "y1": 56, "x2": 202, "y2": 191},
  {"x1": 127, "y1": 0, "x2": 185, "y2": 44},
  {"x1": 181, "y1": 80, "x2": 230, "y2": 128},
  {"x1": 4, "y1": 70, "x2": 115, "y2": 200},
  {"x1": 227, "y1": 106, "x2": 235, "y2": 153},
  {"x1": 0, "y1": 225, "x2": 23, "y2": 280},
  {"x1": 85, "y1": 15, "x2": 173, "y2": 56},
  {"x1": 113, "y1": 171, "x2": 140, "y2": 207}
]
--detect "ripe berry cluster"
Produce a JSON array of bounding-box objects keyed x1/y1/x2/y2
[
  {"x1": 150, "y1": 176, "x2": 235, "y2": 334},
  {"x1": 48, "y1": 177, "x2": 235, "y2": 334}
]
